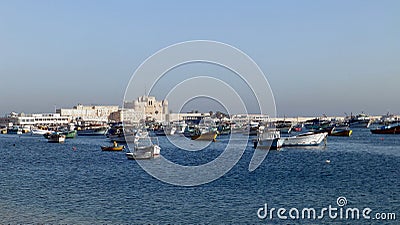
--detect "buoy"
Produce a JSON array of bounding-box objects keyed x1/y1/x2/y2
[{"x1": 72, "y1": 146, "x2": 77, "y2": 151}]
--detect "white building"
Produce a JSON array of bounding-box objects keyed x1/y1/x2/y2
[
  {"x1": 168, "y1": 112, "x2": 211, "y2": 123},
  {"x1": 124, "y1": 96, "x2": 168, "y2": 122},
  {"x1": 109, "y1": 109, "x2": 145, "y2": 124},
  {"x1": 231, "y1": 114, "x2": 270, "y2": 123},
  {"x1": 57, "y1": 104, "x2": 119, "y2": 123},
  {"x1": 0, "y1": 112, "x2": 71, "y2": 127}
]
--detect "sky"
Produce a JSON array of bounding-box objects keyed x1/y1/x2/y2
[{"x1": 0, "y1": 0, "x2": 399, "y2": 117}]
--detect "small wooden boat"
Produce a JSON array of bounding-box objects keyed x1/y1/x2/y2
[
  {"x1": 190, "y1": 131, "x2": 218, "y2": 141},
  {"x1": 330, "y1": 129, "x2": 352, "y2": 137},
  {"x1": 101, "y1": 145, "x2": 125, "y2": 151},
  {"x1": 370, "y1": 124, "x2": 400, "y2": 134}
]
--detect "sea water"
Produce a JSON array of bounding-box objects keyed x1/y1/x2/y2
[{"x1": 0, "y1": 129, "x2": 399, "y2": 224}]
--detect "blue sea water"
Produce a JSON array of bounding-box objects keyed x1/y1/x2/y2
[{"x1": 0, "y1": 129, "x2": 399, "y2": 224}]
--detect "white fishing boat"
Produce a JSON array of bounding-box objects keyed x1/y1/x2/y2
[
  {"x1": 172, "y1": 121, "x2": 187, "y2": 134},
  {"x1": 283, "y1": 132, "x2": 327, "y2": 147},
  {"x1": 31, "y1": 128, "x2": 51, "y2": 136},
  {"x1": 254, "y1": 128, "x2": 284, "y2": 150},
  {"x1": 126, "y1": 136, "x2": 160, "y2": 160}
]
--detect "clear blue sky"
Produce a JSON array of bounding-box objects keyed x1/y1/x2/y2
[{"x1": 0, "y1": 0, "x2": 399, "y2": 117}]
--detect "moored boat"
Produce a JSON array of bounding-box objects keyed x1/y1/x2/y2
[
  {"x1": 101, "y1": 145, "x2": 125, "y2": 151},
  {"x1": 253, "y1": 129, "x2": 284, "y2": 150},
  {"x1": 190, "y1": 130, "x2": 218, "y2": 141},
  {"x1": 62, "y1": 130, "x2": 77, "y2": 139},
  {"x1": 31, "y1": 128, "x2": 51, "y2": 136},
  {"x1": 48, "y1": 133, "x2": 66, "y2": 143},
  {"x1": 370, "y1": 124, "x2": 400, "y2": 134},
  {"x1": 77, "y1": 126, "x2": 108, "y2": 136},
  {"x1": 185, "y1": 118, "x2": 219, "y2": 141},
  {"x1": 7, "y1": 126, "x2": 22, "y2": 135},
  {"x1": 330, "y1": 128, "x2": 352, "y2": 137},
  {"x1": 347, "y1": 113, "x2": 372, "y2": 128},
  {"x1": 171, "y1": 121, "x2": 187, "y2": 134},
  {"x1": 283, "y1": 132, "x2": 327, "y2": 147},
  {"x1": 126, "y1": 136, "x2": 160, "y2": 160},
  {"x1": 275, "y1": 120, "x2": 293, "y2": 134}
]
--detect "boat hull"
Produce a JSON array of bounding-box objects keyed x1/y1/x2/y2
[
  {"x1": 48, "y1": 134, "x2": 66, "y2": 143},
  {"x1": 349, "y1": 121, "x2": 371, "y2": 128},
  {"x1": 7, "y1": 128, "x2": 22, "y2": 135},
  {"x1": 31, "y1": 129, "x2": 51, "y2": 136},
  {"x1": 371, "y1": 125, "x2": 400, "y2": 134},
  {"x1": 126, "y1": 145, "x2": 160, "y2": 160},
  {"x1": 101, "y1": 146, "x2": 125, "y2": 151},
  {"x1": 283, "y1": 132, "x2": 327, "y2": 147},
  {"x1": 77, "y1": 127, "x2": 108, "y2": 136},
  {"x1": 330, "y1": 129, "x2": 352, "y2": 137},
  {"x1": 190, "y1": 131, "x2": 218, "y2": 141},
  {"x1": 62, "y1": 130, "x2": 77, "y2": 139},
  {"x1": 254, "y1": 138, "x2": 284, "y2": 150}
]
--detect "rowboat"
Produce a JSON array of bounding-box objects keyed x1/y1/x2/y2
[
  {"x1": 330, "y1": 129, "x2": 352, "y2": 137},
  {"x1": 190, "y1": 131, "x2": 218, "y2": 141},
  {"x1": 101, "y1": 145, "x2": 125, "y2": 151}
]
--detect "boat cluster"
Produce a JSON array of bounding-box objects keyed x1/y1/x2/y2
[{"x1": 1, "y1": 113, "x2": 400, "y2": 159}]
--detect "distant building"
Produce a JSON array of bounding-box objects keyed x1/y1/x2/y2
[
  {"x1": 124, "y1": 96, "x2": 168, "y2": 122},
  {"x1": 56, "y1": 104, "x2": 119, "y2": 123},
  {"x1": 109, "y1": 108, "x2": 145, "y2": 124},
  {"x1": 231, "y1": 114, "x2": 269, "y2": 122},
  {"x1": 0, "y1": 112, "x2": 71, "y2": 127}
]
